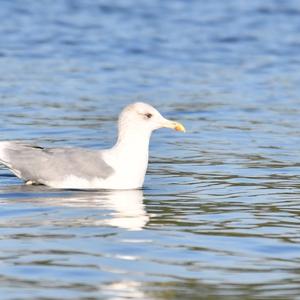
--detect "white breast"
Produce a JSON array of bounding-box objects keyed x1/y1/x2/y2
[{"x1": 100, "y1": 146, "x2": 149, "y2": 189}]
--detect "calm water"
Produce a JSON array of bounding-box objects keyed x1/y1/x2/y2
[{"x1": 0, "y1": 0, "x2": 300, "y2": 299}]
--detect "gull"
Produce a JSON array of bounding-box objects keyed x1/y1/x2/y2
[{"x1": 0, "y1": 102, "x2": 185, "y2": 189}]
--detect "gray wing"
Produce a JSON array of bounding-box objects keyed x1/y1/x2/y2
[{"x1": 0, "y1": 141, "x2": 114, "y2": 184}]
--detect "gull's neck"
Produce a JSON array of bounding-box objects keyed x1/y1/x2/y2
[
  {"x1": 104, "y1": 124, "x2": 152, "y2": 189},
  {"x1": 113, "y1": 125, "x2": 151, "y2": 157}
]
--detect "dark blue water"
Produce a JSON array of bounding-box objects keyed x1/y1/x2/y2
[{"x1": 0, "y1": 0, "x2": 300, "y2": 299}]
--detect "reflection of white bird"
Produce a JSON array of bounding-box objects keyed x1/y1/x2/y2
[
  {"x1": 0, "y1": 102, "x2": 185, "y2": 189},
  {"x1": 104, "y1": 281, "x2": 145, "y2": 299},
  {"x1": 26, "y1": 189, "x2": 147, "y2": 231},
  {"x1": 100, "y1": 189, "x2": 148, "y2": 231}
]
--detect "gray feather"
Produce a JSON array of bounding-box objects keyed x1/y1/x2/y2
[{"x1": 0, "y1": 142, "x2": 114, "y2": 184}]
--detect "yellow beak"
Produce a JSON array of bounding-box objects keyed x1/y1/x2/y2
[
  {"x1": 162, "y1": 119, "x2": 186, "y2": 132},
  {"x1": 174, "y1": 122, "x2": 186, "y2": 132}
]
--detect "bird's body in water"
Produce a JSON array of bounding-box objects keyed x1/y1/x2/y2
[{"x1": 0, "y1": 102, "x2": 185, "y2": 189}]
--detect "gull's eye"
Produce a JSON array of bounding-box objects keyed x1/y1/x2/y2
[{"x1": 145, "y1": 113, "x2": 153, "y2": 119}]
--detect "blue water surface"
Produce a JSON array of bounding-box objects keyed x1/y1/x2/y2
[{"x1": 0, "y1": 0, "x2": 300, "y2": 299}]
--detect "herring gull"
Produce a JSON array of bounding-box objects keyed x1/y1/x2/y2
[{"x1": 0, "y1": 102, "x2": 185, "y2": 189}]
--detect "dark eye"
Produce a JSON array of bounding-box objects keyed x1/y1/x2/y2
[{"x1": 145, "y1": 113, "x2": 152, "y2": 119}]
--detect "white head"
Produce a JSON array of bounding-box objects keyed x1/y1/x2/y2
[
  {"x1": 111, "y1": 103, "x2": 185, "y2": 189},
  {"x1": 118, "y1": 102, "x2": 185, "y2": 137}
]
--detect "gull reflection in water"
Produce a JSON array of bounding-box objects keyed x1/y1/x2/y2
[
  {"x1": 54, "y1": 189, "x2": 149, "y2": 231},
  {"x1": 0, "y1": 185, "x2": 149, "y2": 231},
  {"x1": 93, "y1": 189, "x2": 149, "y2": 231}
]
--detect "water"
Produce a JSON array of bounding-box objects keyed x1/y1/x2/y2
[{"x1": 0, "y1": 0, "x2": 300, "y2": 299}]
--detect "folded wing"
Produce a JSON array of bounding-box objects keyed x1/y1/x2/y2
[{"x1": 0, "y1": 141, "x2": 114, "y2": 185}]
